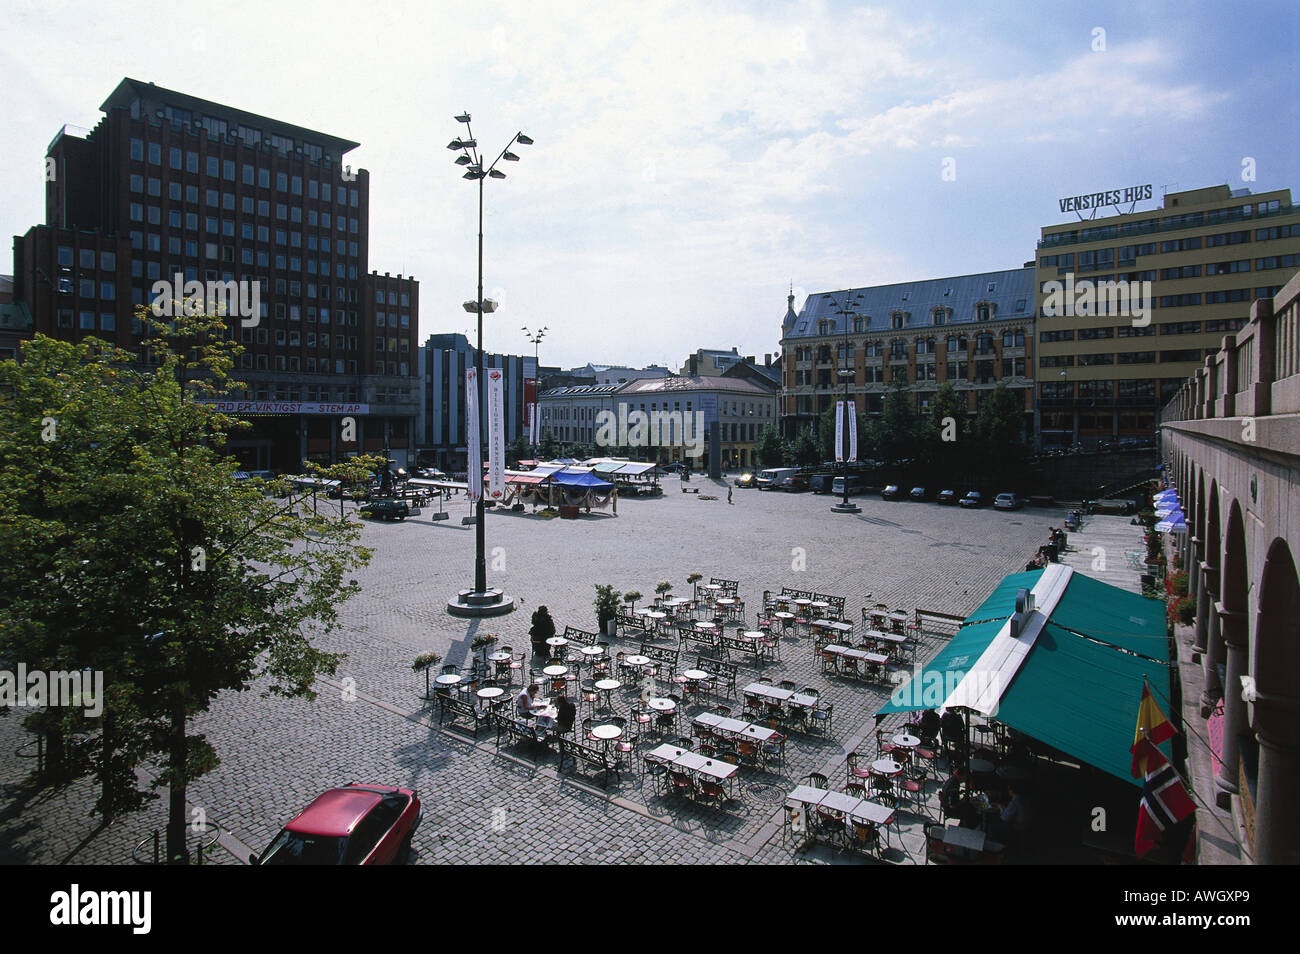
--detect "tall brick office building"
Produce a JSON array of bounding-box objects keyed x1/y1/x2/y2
[{"x1": 11, "y1": 78, "x2": 420, "y2": 471}]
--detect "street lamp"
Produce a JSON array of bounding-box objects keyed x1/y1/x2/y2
[
  {"x1": 522, "y1": 325, "x2": 548, "y2": 456},
  {"x1": 827, "y1": 291, "x2": 863, "y2": 514},
  {"x1": 445, "y1": 112, "x2": 532, "y2": 619}
]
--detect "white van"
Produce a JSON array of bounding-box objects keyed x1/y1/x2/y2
[{"x1": 756, "y1": 467, "x2": 798, "y2": 490}]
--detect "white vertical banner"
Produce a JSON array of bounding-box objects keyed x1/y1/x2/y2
[
  {"x1": 465, "y1": 367, "x2": 481, "y2": 503},
  {"x1": 847, "y1": 400, "x2": 858, "y2": 462},
  {"x1": 529, "y1": 403, "x2": 538, "y2": 445},
  {"x1": 487, "y1": 370, "x2": 506, "y2": 500},
  {"x1": 834, "y1": 400, "x2": 845, "y2": 462}
]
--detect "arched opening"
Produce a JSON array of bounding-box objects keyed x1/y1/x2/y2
[
  {"x1": 1211, "y1": 502, "x2": 1250, "y2": 806},
  {"x1": 1252, "y1": 538, "x2": 1300, "y2": 864}
]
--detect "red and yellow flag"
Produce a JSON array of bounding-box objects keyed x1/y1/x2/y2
[{"x1": 1131, "y1": 683, "x2": 1175, "y2": 777}]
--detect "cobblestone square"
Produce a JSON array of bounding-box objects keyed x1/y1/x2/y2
[{"x1": 2, "y1": 479, "x2": 1072, "y2": 865}]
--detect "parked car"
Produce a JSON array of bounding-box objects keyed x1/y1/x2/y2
[
  {"x1": 781, "y1": 473, "x2": 810, "y2": 492},
  {"x1": 734, "y1": 472, "x2": 758, "y2": 488},
  {"x1": 881, "y1": 484, "x2": 903, "y2": 500},
  {"x1": 756, "y1": 467, "x2": 797, "y2": 490},
  {"x1": 994, "y1": 492, "x2": 1024, "y2": 511},
  {"x1": 809, "y1": 472, "x2": 836, "y2": 494},
  {"x1": 959, "y1": 490, "x2": 985, "y2": 508},
  {"x1": 909, "y1": 486, "x2": 931, "y2": 502},
  {"x1": 255, "y1": 783, "x2": 422, "y2": 865},
  {"x1": 832, "y1": 474, "x2": 867, "y2": 496},
  {"x1": 937, "y1": 489, "x2": 958, "y2": 505},
  {"x1": 360, "y1": 500, "x2": 420, "y2": 520}
]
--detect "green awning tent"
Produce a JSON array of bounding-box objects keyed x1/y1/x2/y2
[{"x1": 879, "y1": 568, "x2": 1171, "y2": 786}]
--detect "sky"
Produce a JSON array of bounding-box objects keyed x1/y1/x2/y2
[{"x1": 2, "y1": 0, "x2": 1297, "y2": 371}]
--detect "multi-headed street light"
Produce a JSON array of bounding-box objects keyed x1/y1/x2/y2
[{"x1": 445, "y1": 112, "x2": 533, "y2": 618}]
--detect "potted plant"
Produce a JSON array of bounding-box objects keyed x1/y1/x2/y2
[
  {"x1": 529, "y1": 605, "x2": 556, "y2": 656},
  {"x1": 1168, "y1": 595, "x2": 1196, "y2": 627},
  {"x1": 470, "y1": 632, "x2": 499, "y2": 672},
  {"x1": 623, "y1": 590, "x2": 642, "y2": 615},
  {"x1": 655, "y1": 580, "x2": 673, "y2": 604},
  {"x1": 686, "y1": 572, "x2": 702, "y2": 598},
  {"x1": 595, "y1": 584, "x2": 620, "y2": 636},
  {"x1": 412, "y1": 652, "x2": 442, "y2": 700}
]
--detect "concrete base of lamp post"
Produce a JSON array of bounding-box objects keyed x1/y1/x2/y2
[
  {"x1": 447, "y1": 587, "x2": 516, "y2": 618},
  {"x1": 831, "y1": 501, "x2": 861, "y2": 514}
]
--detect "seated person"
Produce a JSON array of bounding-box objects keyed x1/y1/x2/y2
[
  {"x1": 515, "y1": 683, "x2": 543, "y2": 718},
  {"x1": 918, "y1": 708, "x2": 941, "y2": 741},
  {"x1": 989, "y1": 783, "x2": 1032, "y2": 843},
  {"x1": 554, "y1": 691, "x2": 577, "y2": 735},
  {"x1": 938, "y1": 768, "x2": 982, "y2": 828},
  {"x1": 940, "y1": 707, "x2": 967, "y2": 753}
]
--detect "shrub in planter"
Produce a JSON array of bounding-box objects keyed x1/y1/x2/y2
[
  {"x1": 1170, "y1": 571, "x2": 1189, "y2": 598},
  {"x1": 623, "y1": 590, "x2": 642, "y2": 614},
  {"x1": 412, "y1": 652, "x2": 442, "y2": 699},
  {"x1": 594, "y1": 584, "x2": 620, "y2": 634}
]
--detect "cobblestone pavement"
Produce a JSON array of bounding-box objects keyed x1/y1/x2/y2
[{"x1": 1, "y1": 481, "x2": 1071, "y2": 864}]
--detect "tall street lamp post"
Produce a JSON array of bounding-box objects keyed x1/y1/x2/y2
[
  {"x1": 828, "y1": 291, "x2": 863, "y2": 514},
  {"x1": 445, "y1": 112, "x2": 532, "y2": 618},
  {"x1": 522, "y1": 325, "x2": 547, "y2": 456}
]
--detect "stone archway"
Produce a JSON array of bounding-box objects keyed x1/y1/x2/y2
[
  {"x1": 1212, "y1": 502, "x2": 1249, "y2": 807},
  {"x1": 1252, "y1": 538, "x2": 1300, "y2": 864}
]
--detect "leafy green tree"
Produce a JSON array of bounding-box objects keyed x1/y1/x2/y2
[
  {"x1": 0, "y1": 309, "x2": 371, "y2": 862},
  {"x1": 508, "y1": 432, "x2": 530, "y2": 464},
  {"x1": 792, "y1": 426, "x2": 821, "y2": 466},
  {"x1": 973, "y1": 382, "x2": 1029, "y2": 486},
  {"x1": 923, "y1": 381, "x2": 967, "y2": 482},
  {"x1": 538, "y1": 428, "x2": 559, "y2": 461},
  {"x1": 872, "y1": 377, "x2": 919, "y2": 465},
  {"x1": 755, "y1": 425, "x2": 786, "y2": 468}
]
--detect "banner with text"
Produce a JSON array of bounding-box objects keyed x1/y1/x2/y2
[
  {"x1": 465, "y1": 368, "x2": 481, "y2": 503},
  {"x1": 487, "y1": 370, "x2": 506, "y2": 500},
  {"x1": 835, "y1": 400, "x2": 845, "y2": 462},
  {"x1": 847, "y1": 400, "x2": 858, "y2": 462}
]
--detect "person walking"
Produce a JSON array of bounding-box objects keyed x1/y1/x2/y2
[{"x1": 727, "y1": 486, "x2": 734, "y2": 505}]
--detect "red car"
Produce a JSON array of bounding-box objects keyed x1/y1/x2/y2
[{"x1": 255, "y1": 783, "x2": 422, "y2": 865}]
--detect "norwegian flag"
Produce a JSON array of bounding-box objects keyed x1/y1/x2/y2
[{"x1": 1133, "y1": 738, "x2": 1196, "y2": 857}]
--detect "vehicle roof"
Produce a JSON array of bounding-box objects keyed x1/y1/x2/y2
[{"x1": 285, "y1": 787, "x2": 391, "y2": 837}]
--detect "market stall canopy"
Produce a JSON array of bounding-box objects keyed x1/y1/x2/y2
[
  {"x1": 878, "y1": 566, "x2": 1169, "y2": 785},
  {"x1": 546, "y1": 469, "x2": 614, "y2": 490},
  {"x1": 504, "y1": 470, "x2": 546, "y2": 485},
  {"x1": 615, "y1": 462, "x2": 660, "y2": 476}
]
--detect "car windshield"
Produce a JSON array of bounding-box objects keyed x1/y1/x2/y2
[{"x1": 260, "y1": 828, "x2": 347, "y2": 865}]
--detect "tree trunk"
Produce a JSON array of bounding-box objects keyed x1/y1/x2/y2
[{"x1": 166, "y1": 707, "x2": 189, "y2": 864}]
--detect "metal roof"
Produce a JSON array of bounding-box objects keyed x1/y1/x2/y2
[{"x1": 785, "y1": 266, "x2": 1035, "y2": 340}]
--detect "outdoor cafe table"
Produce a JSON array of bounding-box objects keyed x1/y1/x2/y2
[
  {"x1": 580, "y1": 645, "x2": 606, "y2": 658},
  {"x1": 811, "y1": 619, "x2": 854, "y2": 638},
  {"x1": 822, "y1": 644, "x2": 888, "y2": 666},
  {"x1": 773, "y1": 612, "x2": 795, "y2": 629},
  {"x1": 594, "y1": 678, "x2": 622, "y2": 707},
  {"x1": 694, "y1": 713, "x2": 778, "y2": 743},
  {"x1": 785, "y1": 786, "x2": 898, "y2": 846},
  {"x1": 435, "y1": 674, "x2": 463, "y2": 686},
  {"x1": 476, "y1": 686, "x2": 505, "y2": 708},
  {"x1": 543, "y1": 665, "x2": 569, "y2": 678},
  {"x1": 872, "y1": 758, "x2": 903, "y2": 776},
  {"x1": 488, "y1": 651, "x2": 512, "y2": 663},
  {"x1": 546, "y1": 636, "x2": 570, "y2": 648},
  {"x1": 694, "y1": 621, "x2": 717, "y2": 633},
  {"x1": 944, "y1": 825, "x2": 986, "y2": 851},
  {"x1": 647, "y1": 697, "x2": 676, "y2": 712},
  {"x1": 743, "y1": 682, "x2": 819, "y2": 709},
  {"x1": 864, "y1": 629, "x2": 907, "y2": 646},
  {"x1": 590, "y1": 723, "x2": 623, "y2": 742},
  {"x1": 892, "y1": 733, "x2": 921, "y2": 749},
  {"x1": 625, "y1": 654, "x2": 650, "y2": 668},
  {"x1": 647, "y1": 744, "x2": 738, "y2": 786}
]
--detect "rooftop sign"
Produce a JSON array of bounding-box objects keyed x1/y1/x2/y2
[{"x1": 1058, "y1": 184, "x2": 1153, "y2": 216}]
